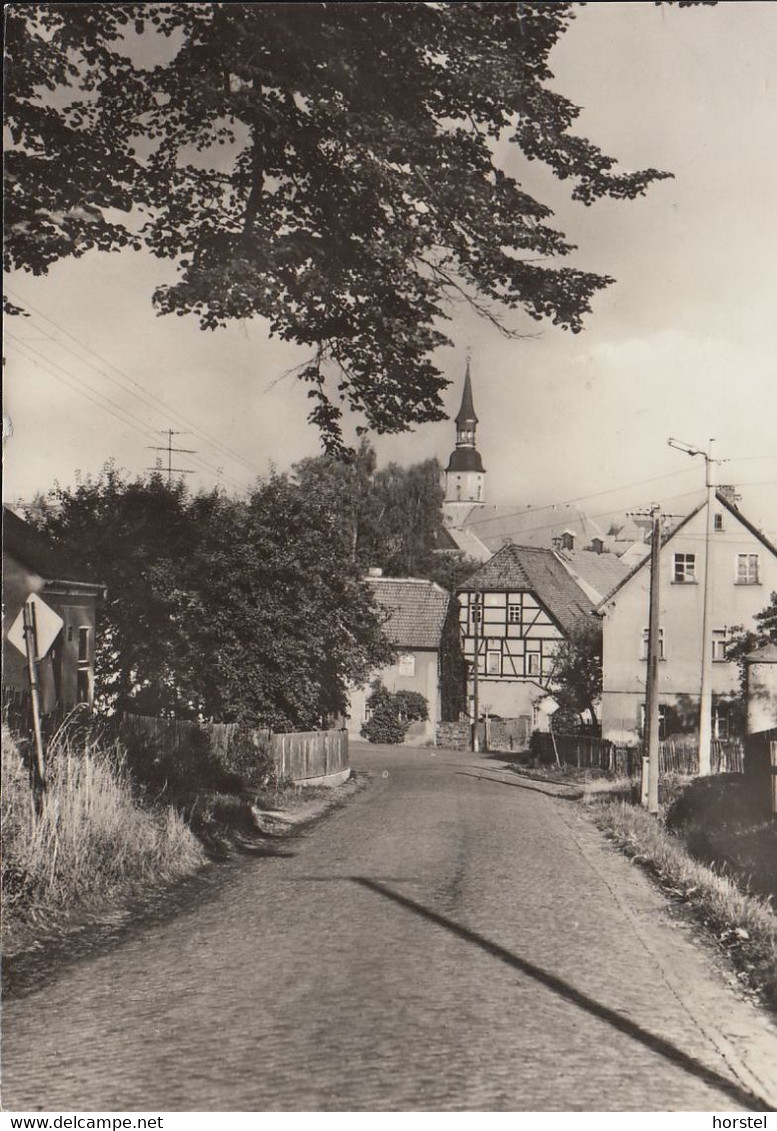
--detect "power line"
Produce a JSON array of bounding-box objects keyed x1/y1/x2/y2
[
  {"x1": 466, "y1": 465, "x2": 701, "y2": 528},
  {"x1": 5, "y1": 287, "x2": 265, "y2": 479},
  {"x1": 477, "y1": 487, "x2": 708, "y2": 545},
  {"x1": 7, "y1": 334, "x2": 247, "y2": 490}
]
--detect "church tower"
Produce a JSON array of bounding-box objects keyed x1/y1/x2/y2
[{"x1": 443, "y1": 361, "x2": 486, "y2": 528}]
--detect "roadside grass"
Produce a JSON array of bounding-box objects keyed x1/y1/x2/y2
[
  {"x1": 1, "y1": 725, "x2": 205, "y2": 941},
  {"x1": 584, "y1": 782, "x2": 777, "y2": 1010}
]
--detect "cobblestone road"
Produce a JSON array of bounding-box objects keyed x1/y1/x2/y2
[{"x1": 4, "y1": 744, "x2": 777, "y2": 1111}]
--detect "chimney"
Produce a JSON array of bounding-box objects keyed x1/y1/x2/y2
[{"x1": 718, "y1": 485, "x2": 741, "y2": 508}]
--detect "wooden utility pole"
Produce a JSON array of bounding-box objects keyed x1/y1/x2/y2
[
  {"x1": 697, "y1": 439, "x2": 717, "y2": 776},
  {"x1": 472, "y1": 591, "x2": 480, "y2": 753},
  {"x1": 22, "y1": 601, "x2": 47, "y2": 811},
  {"x1": 644, "y1": 505, "x2": 662, "y2": 814},
  {"x1": 668, "y1": 437, "x2": 720, "y2": 775}
]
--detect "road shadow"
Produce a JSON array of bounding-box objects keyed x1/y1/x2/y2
[
  {"x1": 454, "y1": 769, "x2": 583, "y2": 800},
  {"x1": 347, "y1": 875, "x2": 770, "y2": 1112}
]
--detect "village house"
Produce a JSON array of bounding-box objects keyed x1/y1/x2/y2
[
  {"x1": 2, "y1": 507, "x2": 105, "y2": 713},
  {"x1": 597, "y1": 491, "x2": 777, "y2": 744},
  {"x1": 456, "y1": 543, "x2": 598, "y2": 741},
  {"x1": 346, "y1": 571, "x2": 465, "y2": 744}
]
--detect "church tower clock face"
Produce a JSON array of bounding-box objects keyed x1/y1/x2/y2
[{"x1": 443, "y1": 361, "x2": 486, "y2": 524}]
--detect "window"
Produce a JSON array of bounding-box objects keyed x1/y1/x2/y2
[
  {"x1": 525, "y1": 652, "x2": 541, "y2": 677},
  {"x1": 712, "y1": 630, "x2": 728, "y2": 662},
  {"x1": 508, "y1": 603, "x2": 521, "y2": 624},
  {"x1": 486, "y1": 650, "x2": 502, "y2": 675},
  {"x1": 673, "y1": 553, "x2": 696, "y2": 583},
  {"x1": 714, "y1": 513, "x2": 724, "y2": 532},
  {"x1": 78, "y1": 627, "x2": 90, "y2": 663},
  {"x1": 77, "y1": 669, "x2": 90, "y2": 704},
  {"x1": 398, "y1": 654, "x2": 415, "y2": 677},
  {"x1": 470, "y1": 603, "x2": 482, "y2": 628},
  {"x1": 67, "y1": 625, "x2": 74, "y2": 643},
  {"x1": 736, "y1": 553, "x2": 760, "y2": 584},
  {"x1": 641, "y1": 628, "x2": 665, "y2": 660}
]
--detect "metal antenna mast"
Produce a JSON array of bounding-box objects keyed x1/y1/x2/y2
[{"x1": 146, "y1": 429, "x2": 196, "y2": 483}]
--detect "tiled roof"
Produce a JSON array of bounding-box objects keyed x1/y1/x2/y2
[
  {"x1": 367, "y1": 576, "x2": 450, "y2": 650},
  {"x1": 3, "y1": 507, "x2": 99, "y2": 586},
  {"x1": 553, "y1": 549, "x2": 630, "y2": 604},
  {"x1": 456, "y1": 544, "x2": 596, "y2": 636}
]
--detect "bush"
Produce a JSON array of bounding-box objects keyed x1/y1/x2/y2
[
  {"x1": 219, "y1": 728, "x2": 277, "y2": 792},
  {"x1": 361, "y1": 682, "x2": 428, "y2": 744}
]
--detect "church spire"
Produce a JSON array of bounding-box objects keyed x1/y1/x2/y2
[
  {"x1": 443, "y1": 360, "x2": 486, "y2": 518},
  {"x1": 455, "y1": 359, "x2": 478, "y2": 429}
]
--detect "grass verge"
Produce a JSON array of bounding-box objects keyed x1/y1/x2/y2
[
  {"x1": 2, "y1": 724, "x2": 206, "y2": 957},
  {"x1": 584, "y1": 790, "x2": 777, "y2": 1012}
]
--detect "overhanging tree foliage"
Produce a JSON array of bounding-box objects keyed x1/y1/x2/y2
[{"x1": 5, "y1": 3, "x2": 672, "y2": 448}]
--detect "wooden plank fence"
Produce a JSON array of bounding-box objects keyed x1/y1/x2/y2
[
  {"x1": 117, "y1": 713, "x2": 348, "y2": 783},
  {"x1": 529, "y1": 731, "x2": 744, "y2": 778}
]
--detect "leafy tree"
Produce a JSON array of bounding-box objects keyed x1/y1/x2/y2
[
  {"x1": 32, "y1": 464, "x2": 394, "y2": 728},
  {"x1": 727, "y1": 591, "x2": 777, "y2": 697},
  {"x1": 292, "y1": 441, "x2": 479, "y2": 589},
  {"x1": 5, "y1": 3, "x2": 671, "y2": 449},
  {"x1": 546, "y1": 622, "x2": 602, "y2": 731}
]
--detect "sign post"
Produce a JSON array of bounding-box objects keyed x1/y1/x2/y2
[
  {"x1": 22, "y1": 601, "x2": 47, "y2": 808},
  {"x1": 8, "y1": 593, "x2": 64, "y2": 812}
]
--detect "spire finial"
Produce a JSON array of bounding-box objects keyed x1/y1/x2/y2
[{"x1": 455, "y1": 358, "x2": 478, "y2": 427}]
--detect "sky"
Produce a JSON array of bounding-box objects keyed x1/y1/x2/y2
[{"x1": 4, "y1": 2, "x2": 777, "y2": 537}]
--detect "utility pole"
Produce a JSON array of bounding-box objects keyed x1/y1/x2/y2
[
  {"x1": 472, "y1": 590, "x2": 480, "y2": 753},
  {"x1": 668, "y1": 437, "x2": 719, "y2": 775},
  {"x1": 627, "y1": 505, "x2": 666, "y2": 813},
  {"x1": 645, "y1": 505, "x2": 662, "y2": 814},
  {"x1": 147, "y1": 429, "x2": 196, "y2": 483}
]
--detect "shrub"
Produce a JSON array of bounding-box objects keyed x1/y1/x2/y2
[
  {"x1": 219, "y1": 728, "x2": 277, "y2": 791},
  {"x1": 361, "y1": 682, "x2": 428, "y2": 744}
]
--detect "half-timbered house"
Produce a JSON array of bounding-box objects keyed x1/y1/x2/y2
[{"x1": 456, "y1": 543, "x2": 597, "y2": 735}]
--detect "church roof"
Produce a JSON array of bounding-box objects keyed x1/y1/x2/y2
[
  {"x1": 366, "y1": 576, "x2": 450, "y2": 650},
  {"x1": 457, "y1": 544, "x2": 596, "y2": 637},
  {"x1": 459, "y1": 503, "x2": 607, "y2": 553},
  {"x1": 446, "y1": 447, "x2": 485, "y2": 473},
  {"x1": 455, "y1": 363, "x2": 478, "y2": 427}
]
